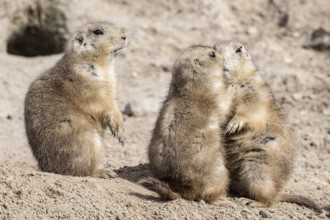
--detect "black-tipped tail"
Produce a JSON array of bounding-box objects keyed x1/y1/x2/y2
[
  {"x1": 281, "y1": 193, "x2": 322, "y2": 214},
  {"x1": 140, "y1": 177, "x2": 180, "y2": 200}
]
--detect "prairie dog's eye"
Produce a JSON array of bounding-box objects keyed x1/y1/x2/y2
[
  {"x1": 208, "y1": 51, "x2": 216, "y2": 58},
  {"x1": 236, "y1": 46, "x2": 242, "y2": 53},
  {"x1": 93, "y1": 30, "x2": 103, "y2": 35}
]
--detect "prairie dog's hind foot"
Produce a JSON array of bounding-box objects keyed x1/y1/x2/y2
[
  {"x1": 92, "y1": 168, "x2": 118, "y2": 179},
  {"x1": 238, "y1": 197, "x2": 267, "y2": 208},
  {"x1": 211, "y1": 198, "x2": 237, "y2": 207}
]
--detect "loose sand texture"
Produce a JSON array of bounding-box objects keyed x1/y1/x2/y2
[{"x1": 0, "y1": 0, "x2": 329, "y2": 219}]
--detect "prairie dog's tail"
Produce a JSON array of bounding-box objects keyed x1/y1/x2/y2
[
  {"x1": 140, "y1": 177, "x2": 180, "y2": 200},
  {"x1": 280, "y1": 193, "x2": 322, "y2": 214}
]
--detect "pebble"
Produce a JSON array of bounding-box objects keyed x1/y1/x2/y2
[
  {"x1": 247, "y1": 26, "x2": 259, "y2": 36},
  {"x1": 292, "y1": 93, "x2": 303, "y2": 101},
  {"x1": 259, "y1": 210, "x2": 270, "y2": 218},
  {"x1": 123, "y1": 98, "x2": 160, "y2": 117},
  {"x1": 293, "y1": 31, "x2": 301, "y2": 38}
]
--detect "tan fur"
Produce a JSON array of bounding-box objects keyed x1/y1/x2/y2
[
  {"x1": 24, "y1": 22, "x2": 127, "y2": 178},
  {"x1": 214, "y1": 41, "x2": 320, "y2": 212},
  {"x1": 141, "y1": 46, "x2": 233, "y2": 205},
  {"x1": 140, "y1": 177, "x2": 180, "y2": 200}
]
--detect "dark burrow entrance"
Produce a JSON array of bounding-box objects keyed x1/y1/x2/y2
[{"x1": 6, "y1": 2, "x2": 68, "y2": 57}]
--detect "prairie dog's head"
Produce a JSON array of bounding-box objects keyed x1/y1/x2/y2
[
  {"x1": 214, "y1": 41, "x2": 256, "y2": 83},
  {"x1": 68, "y1": 22, "x2": 127, "y2": 62},
  {"x1": 170, "y1": 45, "x2": 225, "y2": 95}
]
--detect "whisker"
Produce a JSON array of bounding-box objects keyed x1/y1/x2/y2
[{"x1": 125, "y1": 31, "x2": 139, "y2": 46}]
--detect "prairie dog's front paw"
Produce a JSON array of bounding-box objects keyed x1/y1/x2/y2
[
  {"x1": 116, "y1": 122, "x2": 125, "y2": 146},
  {"x1": 108, "y1": 111, "x2": 125, "y2": 145},
  {"x1": 225, "y1": 117, "x2": 246, "y2": 135}
]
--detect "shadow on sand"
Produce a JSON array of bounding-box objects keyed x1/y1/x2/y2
[
  {"x1": 115, "y1": 163, "x2": 166, "y2": 202},
  {"x1": 115, "y1": 163, "x2": 151, "y2": 183}
]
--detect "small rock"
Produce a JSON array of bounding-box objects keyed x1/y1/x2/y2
[
  {"x1": 123, "y1": 103, "x2": 134, "y2": 117},
  {"x1": 293, "y1": 31, "x2": 301, "y2": 38},
  {"x1": 123, "y1": 98, "x2": 161, "y2": 117},
  {"x1": 309, "y1": 142, "x2": 316, "y2": 147},
  {"x1": 283, "y1": 57, "x2": 293, "y2": 64},
  {"x1": 278, "y1": 14, "x2": 289, "y2": 27},
  {"x1": 247, "y1": 26, "x2": 259, "y2": 36},
  {"x1": 131, "y1": 71, "x2": 138, "y2": 78},
  {"x1": 160, "y1": 65, "x2": 170, "y2": 72},
  {"x1": 322, "y1": 107, "x2": 330, "y2": 115},
  {"x1": 303, "y1": 28, "x2": 330, "y2": 52},
  {"x1": 292, "y1": 93, "x2": 303, "y2": 101},
  {"x1": 259, "y1": 210, "x2": 269, "y2": 218},
  {"x1": 6, "y1": 115, "x2": 12, "y2": 120}
]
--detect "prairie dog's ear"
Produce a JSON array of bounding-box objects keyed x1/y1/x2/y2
[
  {"x1": 71, "y1": 32, "x2": 85, "y2": 53},
  {"x1": 75, "y1": 32, "x2": 84, "y2": 45}
]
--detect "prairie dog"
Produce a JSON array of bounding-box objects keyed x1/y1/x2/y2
[
  {"x1": 24, "y1": 22, "x2": 127, "y2": 178},
  {"x1": 214, "y1": 41, "x2": 320, "y2": 212},
  {"x1": 141, "y1": 46, "x2": 232, "y2": 205}
]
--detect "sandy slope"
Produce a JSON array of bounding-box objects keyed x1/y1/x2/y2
[{"x1": 0, "y1": 0, "x2": 329, "y2": 219}]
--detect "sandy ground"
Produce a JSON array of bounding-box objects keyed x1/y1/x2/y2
[{"x1": 0, "y1": 0, "x2": 329, "y2": 219}]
